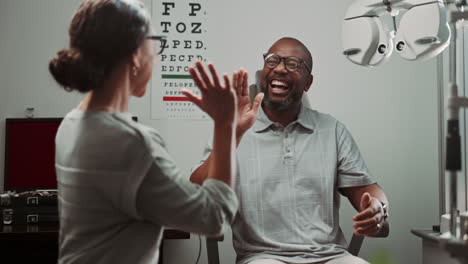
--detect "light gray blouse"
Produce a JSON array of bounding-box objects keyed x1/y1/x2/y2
[{"x1": 55, "y1": 109, "x2": 238, "y2": 264}]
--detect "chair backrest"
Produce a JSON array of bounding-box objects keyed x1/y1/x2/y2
[{"x1": 348, "y1": 234, "x2": 364, "y2": 256}]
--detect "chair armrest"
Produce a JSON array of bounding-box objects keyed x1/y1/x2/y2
[
  {"x1": 348, "y1": 234, "x2": 364, "y2": 256},
  {"x1": 206, "y1": 235, "x2": 224, "y2": 264},
  {"x1": 348, "y1": 222, "x2": 389, "y2": 256},
  {"x1": 207, "y1": 234, "x2": 224, "y2": 242}
]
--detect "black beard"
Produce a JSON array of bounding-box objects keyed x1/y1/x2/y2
[
  {"x1": 263, "y1": 96, "x2": 294, "y2": 111},
  {"x1": 262, "y1": 85, "x2": 303, "y2": 112}
]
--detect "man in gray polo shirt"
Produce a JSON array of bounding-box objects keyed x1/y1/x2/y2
[{"x1": 191, "y1": 37, "x2": 389, "y2": 264}]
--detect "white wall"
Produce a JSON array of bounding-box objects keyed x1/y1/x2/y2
[
  {"x1": 0, "y1": 0, "x2": 9, "y2": 192},
  {"x1": 0, "y1": 0, "x2": 84, "y2": 189},
  {"x1": 0, "y1": 0, "x2": 446, "y2": 264}
]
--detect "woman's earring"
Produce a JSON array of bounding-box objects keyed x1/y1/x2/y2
[{"x1": 133, "y1": 66, "x2": 138, "y2": 76}]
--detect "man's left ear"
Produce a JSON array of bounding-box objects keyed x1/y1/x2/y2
[{"x1": 304, "y1": 74, "x2": 313, "y2": 92}]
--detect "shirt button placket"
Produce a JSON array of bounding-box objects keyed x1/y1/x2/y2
[{"x1": 284, "y1": 129, "x2": 293, "y2": 161}]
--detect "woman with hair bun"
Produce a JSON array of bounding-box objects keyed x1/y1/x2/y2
[{"x1": 49, "y1": 0, "x2": 249, "y2": 263}]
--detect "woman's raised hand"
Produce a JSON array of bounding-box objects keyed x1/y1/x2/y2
[{"x1": 182, "y1": 61, "x2": 237, "y2": 126}]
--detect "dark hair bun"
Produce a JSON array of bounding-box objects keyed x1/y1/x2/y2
[
  {"x1": 49, "y1": 0, "x2": 150, "y2": 93},
  {"x1": 49, "y1": 49, "x2": 103, "y2": 93}
]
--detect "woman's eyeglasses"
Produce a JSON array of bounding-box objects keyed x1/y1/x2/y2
[{"x1": 146, "y1": 35, "x2": 167, "y2": 55}]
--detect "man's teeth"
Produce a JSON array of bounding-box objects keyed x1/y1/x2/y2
[{"x1": 271, "y1": 80, "x2": 288, "y2": 89}]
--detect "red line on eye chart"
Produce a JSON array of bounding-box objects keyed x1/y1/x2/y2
[{"x1": 163, "y1": 97, "x2": 191, "y2": 102}]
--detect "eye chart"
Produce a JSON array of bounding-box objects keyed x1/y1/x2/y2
[{"x1": 150, "y1": 0, "x2": 209, "y2": 120}]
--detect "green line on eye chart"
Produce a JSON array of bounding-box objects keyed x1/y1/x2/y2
[{"x1": 161, "y1": 74, "x2": 192, "y2": 79}]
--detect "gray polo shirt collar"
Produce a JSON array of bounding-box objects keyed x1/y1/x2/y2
[{"x1": 254, "y1": 103, "x2": 316, "y2": 133}]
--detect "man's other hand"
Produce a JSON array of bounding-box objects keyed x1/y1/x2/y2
[
  {"x1": 232, "y1": 69, "x2": 263, "y2": 141},
  {"x1": 352, "y1": 192, "x2": 385, "y2": 237}
]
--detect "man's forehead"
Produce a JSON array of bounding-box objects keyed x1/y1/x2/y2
[{"x1": 268, "y1": 40, "x2": 307, "y2": 57}]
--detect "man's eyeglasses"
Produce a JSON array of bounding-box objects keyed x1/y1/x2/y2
[
  {"x1": 263, "y1": 53, "x2": 311, "y2": 72},
  {"x1": 146, "y1": 35, "x2": 167, "y2": 55}
]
